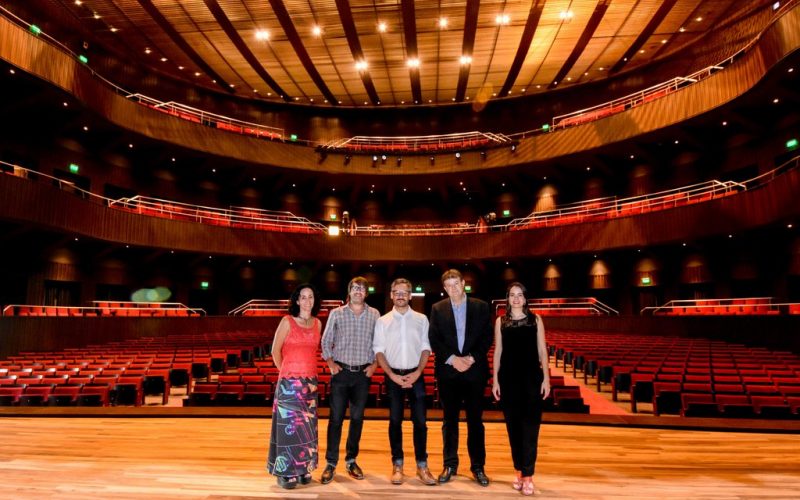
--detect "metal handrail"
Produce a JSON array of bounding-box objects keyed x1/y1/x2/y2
[
  {"x1": 229, "y1": 298, "x2": 343, "y2": 316},
  {"x1": 492, "y1": 297, "x2": 619, "y2": 316},
  {"x1": 641, "y1": 297, "x2": 774, "y2": 315},
  {"x1": 2, "y1": 303, "x2": 207, "y2": 316}
]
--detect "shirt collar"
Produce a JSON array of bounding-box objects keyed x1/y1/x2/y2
[{"x1": 392, "y1": 307, "x2": 410, "y2": 319}]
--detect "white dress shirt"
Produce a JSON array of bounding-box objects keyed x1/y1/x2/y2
[{"x1": 373, "y1": 307, "x2": 431, "y2": 370}]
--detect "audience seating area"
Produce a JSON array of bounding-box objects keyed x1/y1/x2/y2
[
  {"x1": 0, "y1": 326, "x2": 590, "y2": 414},
  {"x1": 2, "y1": 301, "x2": 205, "y2": 317},
  {"x1": 547, "y1": 330, "x2": 800, "y2": 418}
]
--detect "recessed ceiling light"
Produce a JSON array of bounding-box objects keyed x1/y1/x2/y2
[
  {"x1": 788, "y1": 67, "x2": 794, "y2": 73},
  {"x1": 679, "y1": 27, "x2": 686, "y2": 32},
  {"x1": 377, "y1": 21, "x2": 387, "y2": 33},
  {"x1": 8, "y1": 68, "x2": 15, "y2": 74},
  {"x1": 62, "y1": 102, "x2": 68, "y2": 107},
  {"x1": 559, "y1": 10, "x2": 574, "y2": 21},
  {"x1": 145, "y1": 48, "x2": 151, "y2": 54},
  {"x1": 773, "y1": 98, "x2": 780, "y2": 103},
  {"x1": 459, "y1": 55, "x2": 472, "y2": 65},
  {"x1": 83, "y1": 126, "x2": 88, "y2": 131},
  {"x1": 495, "y1": 14, "x2": 510, "y2": 25},
  {"x1": 639, "y1": 49, "x2": 645, "y2": 54},
  {"x1": 695, "y1": 16, "x2": 703, "y2": 22},
  {"x1": 255, "y1": 30, "x2": 270, "y2": 41},
  {"x1": 661, "y1": 39, "x2": 667, "y2": 44},
  {"x1": 110, "y1": 27, "x2": 118, "y2": 33},
  {"x1": 194, "y1": 72, "x2": 200, "y2": 76},
  {"x1": 93, "y1": 12, "x2": 100, "y2": 19},
  {"x1": 178, "y1": 66, "x2": 184, "y2": 70},
  {"x1": 355, "y1": 60, "x2": 368, "y2": 71},
  {"x1": 312, "y1": 25, "x2": 322, "y2": 37},
  {"x1": 407, "y1": 58, "x2": 420, "y2": 68},
  {"x1": 160, "y1": 57, "x2": 167, "y2": 62},
  {"x1": 438, "y1": 17, "x2": 448, "y2": 29},
  {"x1": 74, "y1": 0, "x2": 82, "y2": 5}
]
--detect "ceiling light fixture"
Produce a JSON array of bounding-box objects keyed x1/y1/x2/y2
[
  {"x1": 377, "y1": 21, "x2": 387, "y2": 33},
  {"x1": 438, "y1": 17, "x2": 448, "y2": 29},
  {"x1": 255, "y1": 30, "x2": 270, "y2": 41},
  {"x1": 312, "y1": 25, "x2": 322, "y2": 37},
  {"x1": 495, "y1": 14, "x2": 510, "y2": 25},
  {"x1": 459, "y1": 55, "x2": 472, "y2": 65},
  {"x1": 407, "y1": 58, "x2": 420, "y2": 68},
  {"x1": 559, "y1": 10, "x2": 574, "y2": 21},
  {"x1": 355, "y1": 60, "x2": 368, "y2": 71}
]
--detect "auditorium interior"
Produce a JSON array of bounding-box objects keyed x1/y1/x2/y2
[{"x1": 1, "y1": 0, "x2": 800, "y2": 497}]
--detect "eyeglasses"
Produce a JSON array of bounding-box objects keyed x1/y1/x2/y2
[
  {"x1": 391, "y1": 290, "x2": 410, "y2": 297},
  {"x1": 350, "y1": 285, "x2": 366, "y2": 292}
]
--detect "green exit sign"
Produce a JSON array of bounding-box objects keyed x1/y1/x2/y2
[
  {"x1": 641, "y1": 277, "x2": 652, "y2": 285},
  {"x1": 200, "y1": 281, "x2": 209, "y2": 289}
]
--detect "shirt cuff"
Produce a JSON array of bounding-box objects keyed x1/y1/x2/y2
[{"x1": 445, "y1": 355, "x2": 455, "y2": 365}]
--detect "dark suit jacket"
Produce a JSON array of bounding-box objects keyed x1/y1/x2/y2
[{"x1": 428, "y1": 297, "x2": 493, "y2": 383}]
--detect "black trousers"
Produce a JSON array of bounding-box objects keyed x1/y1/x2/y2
[
  {"x1": 501, "y1": 386, "x2": 543, "y2": 476},
  {"x1": 437, "y1": 376, "x2": 485, "y2": 471},
  {"x1": 325, "y1": 369, "x2": 370, "y2": 466},
  {"x1": 385, "y1": 374, "x2": 428, "y2": 465}
]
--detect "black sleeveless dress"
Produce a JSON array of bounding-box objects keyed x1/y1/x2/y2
[
  {"x1": 497, "y1": 315, "x2": 545, "y2": 476},
  {"x1": 498, "y1": 317, "x2": 544, "y2": 402}
]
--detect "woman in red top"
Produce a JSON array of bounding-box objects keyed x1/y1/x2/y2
[{"x1": 267, "y1": 283, "x2": 322, "y2": 489}]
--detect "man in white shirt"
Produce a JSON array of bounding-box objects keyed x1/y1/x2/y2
[{"x1": 373, "y1": 278, "x2": 437, "y2": 486}]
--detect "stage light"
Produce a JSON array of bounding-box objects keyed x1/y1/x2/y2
[{"x1": 328, "y1": 225, "x2": 340, "y2": 236}]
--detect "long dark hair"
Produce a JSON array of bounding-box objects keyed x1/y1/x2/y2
[
  {"x1": 288, "y1": 283, "x2": 321, "y2": 317},
  {"x1": 502, "y1": 281, "x2": 533, "y2": 328}
]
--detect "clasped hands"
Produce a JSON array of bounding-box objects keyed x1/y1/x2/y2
[
  {"x1": 452, "y1": 355, "x2": 474, "y2": 373},
  {"x1": 390, "y1": 369, "x2": 420, "y2": 388}
]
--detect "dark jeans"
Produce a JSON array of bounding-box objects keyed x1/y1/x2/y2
[
  {"x1": 437, "y1": 376, "x2": 486, "y2": 471},
  {"x1": 325, "y1": 368, "x2": 370, "y2": 466},
  {"x1": 385, "y1": 373, "x2": 428, "y2": 466}
]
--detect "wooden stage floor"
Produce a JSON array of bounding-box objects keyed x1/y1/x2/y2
[{"x1": 1, "y1": 416, "x2": 799, "y2": 499}]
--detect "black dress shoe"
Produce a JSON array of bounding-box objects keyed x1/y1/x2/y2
[
  {"x1": 320, "y1": 464, "x2": 335, "y2": 484},
  {"x1": 438, "y1": 466, "x2": 457, "y2": 483},
  {"x1": 472, "y1": 468, "x2": 490, "y2": 487},
  {"x1": 276, "y1": 476, "x2": 298, "y2": 489},
  {"x1": 346, "y1": 461, "x2": 365, "y2": 480},
  {"x1": 299, "y1": 473, "x2": 312, "y2": 485}
]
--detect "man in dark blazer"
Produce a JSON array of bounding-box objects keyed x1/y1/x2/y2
[{"x1": 428, "y1": 269, "x2": 493, "y2": 486}]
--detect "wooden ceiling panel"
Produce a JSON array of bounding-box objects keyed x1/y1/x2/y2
[{"x1": 53, "y1": 0, "x2": 770, "y2": 106}]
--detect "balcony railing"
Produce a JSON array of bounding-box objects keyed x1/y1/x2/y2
[{"x1": 2, "y1": 155, "x2": 798, "y2": 237}]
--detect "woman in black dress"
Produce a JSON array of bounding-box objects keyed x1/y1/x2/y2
[{"x1": 492, "y1": 282, "x2": 551, "y2": 496}]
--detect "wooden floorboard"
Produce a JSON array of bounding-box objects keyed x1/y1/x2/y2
[{"x1": 1, "y1": 417, "x2": 798, "y2": 499}]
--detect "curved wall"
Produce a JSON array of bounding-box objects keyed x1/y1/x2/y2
[
  {"x1": 2, "y1": 167, "x2": 799, "y2": 261},
  {"x1": 0, "y1": 5, "x2": 798, "y2": 175}
]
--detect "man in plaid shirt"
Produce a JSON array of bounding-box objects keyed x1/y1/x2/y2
[{"x1": 320, "y1": 276, "x2": 380, "y2": 484}]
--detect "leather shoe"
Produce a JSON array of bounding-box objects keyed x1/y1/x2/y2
[
  {"x1": 391, "y1": 464, "x2": 403, "y2": 485},
  {"x1": 438, "y1": 466, "x2": 457, "y2": 483},
  {"x1": 299, "y1": 473, "x2": 312, "y2": 485},
  {"x1": 320, "y1": 464, "x2": 335, "y2": 484},
  {"x1": 417, "y1": 466, "x2": 437, "y2": 486},
  {"x1": 472, "y1": 468, "x2": 490, "y2": 487},
  {"x1": 346, "y1": 462, "x2": 365, "y2": 480}
]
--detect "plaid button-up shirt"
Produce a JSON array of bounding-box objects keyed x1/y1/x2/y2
[{"x1": 321, "y1": 303, "x2": 379, "y2": 365}]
